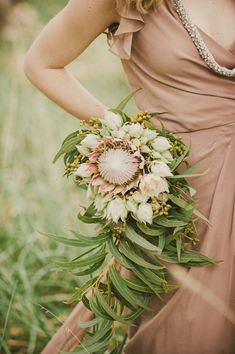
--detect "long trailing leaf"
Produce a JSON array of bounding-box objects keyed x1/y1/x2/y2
[
  {"x1": 168, "y1": 169, "x2": 209, "y2": 179},
  {"x1": 167, "y1": 194, "x2": 194, "y2": 210},
  {"x1": 77, "y1": 212, "x2": 103, "y2": 224},
  {"x1": 153, "y1": 216, "x2": 188, "y2": 228},
  {"x1": 56, "y1": 249, "x2": 107, "y2": 269},
  {"x1": 158, "y1": 249, "x2": 220, "y2": 266},
  {"x1": 175, "y1": 235, "x2": 182, "y2": 262},
  {"x1": 125, "y1": 225, "x2": 161, "y2": 253},
  {"x1": 71, "y1": 258, "x2": 105, "y2": 276},
  {"x1": 108, "y1": 266, "x2": 150, "y2": 310},
  {"x1": 95, "y1": 290, "x2": 130, "y2": 324},
  {"x1": 38, "y1": 230, "x2": 109, "y2": 248},
  {"x1": 107, "y1": 237, "x2": 134, "y2": 269},
  {"x1": 157, "y1": 235, "x2": 166, "y2": 254},
  {"x1": 170, "y1": 139, "x2": 191, "y2": 171},
  {"x1": 124, "y1": 278, "x2": 156, "y2": 294},
  {"x1": 115, "y1": 88, "x2": 142, "y2": 110},
  {"x1": 119, "y1": 240, "x2": 163, "y2": 270},
  {"x1": 53, "y1": 135, "x2": 85, "y2": 163},
  {"x1": 89, "y1": 296, "x2": 113, "y2": 321},
  {"x1": 136, "y1": 222, "x2": 165, "y2": 237},
  {"x1": 193, "y1": 208, "x2": 212, "y2": 226},
  {"x1": 77, "y1": 317, "x2": 102, "y2": 328},
  {"x1": 69, "y1": 230, "x2": 110, "y2": 246},
  {"x1": 124, "y1": 259, "x2": 163, "y2": 299},
  {"x1": 64, "y1": 277, "x2": 98, "y2": 304}
]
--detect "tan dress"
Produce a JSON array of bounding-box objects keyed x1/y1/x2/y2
[{"x1": 41, "y1": 0, "x2": 235, "y2": 353}]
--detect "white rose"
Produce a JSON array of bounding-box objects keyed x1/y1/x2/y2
[
  {"x1": 106, "y1": 197, "x2": 128, "y2": 223},
  {"x1": 136, "y1": 203, "x2": 153, "y2": 224},
  {"x1": 74, "y1": 163, "x2": 92, "y2": 178},
  {"x1": 128, "y1": 123, "x2": 143, "y2": 138},
  {"x1": 151, "y1": 136, "x2": 172, "y2": 152},
  {"x1": 151, "y1": 161, "x2": 173, "y2": 177},
  {"x1": 139, "y1": 174, "x2": 169, "y2": 198},
  {"x1": 103, "y1": 109, "x2": 123, "y2": 130},
  {"x1": 81, "y1": 134, "x2": 100, "y2": 149}
]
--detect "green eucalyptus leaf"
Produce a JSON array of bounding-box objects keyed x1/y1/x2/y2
[
  {"x1": 95, "y1": 290, "x2": 129, "y2": 324},
  {"x1": 53, "y1": 135, "x2": 85, "y2": 163},
  {"x1": 115, "y1": 88, "x2": 142, "y2": 110},
  {"x1": 119, "y1": 240, "x2": 162, "y2": 270},
  {"x1": 167, "y1": 195, "x2": 194, "y2": 210},
  {"x1": 125, "y1": 225, "x2": 161, "y2": 253},
  {"x1": 153, "y1": 216, "x2": 188, "y2": 228},
  {"x1": 157, "y1": 235, "x2": 166, "y2": 253},
  {"x1": 56, "y1": 251, "x2": 107, "y2": 269},
  {"x1": 107, "y1": 238, "x2": 134, "y2": 269},
  {"x1": 170, "y1": 139, "x2": 191, "y2": 171},
  {"x1": 108, "y1": 265, "x2": 149, "y2": 310},
  {"x1": 77, "y1": 212, "x2": 103, "y2": 224},
  {"x1": 136, "y1": 222, "x2": 165, "y2": 237},
  {"x1": 69, "y1": 230, "x2": 110, "y2": 247}
]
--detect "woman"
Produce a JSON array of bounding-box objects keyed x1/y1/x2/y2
[{"x1": 24, "y1": 0, "x2": 235, "y2": 353}]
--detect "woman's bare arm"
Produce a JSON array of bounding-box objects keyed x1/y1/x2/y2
[{"x1": 24, "y1": 0, "x2": 120, "y2": 120}]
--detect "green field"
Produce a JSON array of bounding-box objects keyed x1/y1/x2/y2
[{"x1": 0, "y1": 2, "x2": 135, "y2": 353}]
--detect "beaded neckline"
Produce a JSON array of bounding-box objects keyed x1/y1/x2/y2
[{"x1": 173, "y1": 0, "x2": 235, "y2": 78}]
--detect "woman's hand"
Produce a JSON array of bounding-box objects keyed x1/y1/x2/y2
[{"x1": 24, "y1": 0, "x2": 120, "y2": 121}]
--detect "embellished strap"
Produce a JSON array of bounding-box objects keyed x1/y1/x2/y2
[{"x1": 106, "y1": 0, "x2": 145, "y2": 60}]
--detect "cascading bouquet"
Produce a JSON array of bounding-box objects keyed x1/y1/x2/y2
[{"x1": 41, "y1": 91, "x2": 220, "y2": 354}]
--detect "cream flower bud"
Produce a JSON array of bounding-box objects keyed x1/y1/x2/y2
[
  {"x1": 106, "y1": 197, "x2": 128, "y2": 223},
  {"x1": 140, "y1": 145, "x2": 152, "y2": 153},
  {"x1": 151, "y1": 161, "x2": 173, "y2": 177},
  {"x1": 81, "y1": 134, "x2": 100, "y2": 149},
  {"x1": 126, "y1": 199, "x2": 138, "y2": 213},
  {"x1": 76, "y1": 144, "x2": 90, "y2": 156},
  {"x1": 151, "y1": 136, "x2": 172, "y2": 152},
  {"x1": 188, "y1": 186, "x2": 197, "y2": 197},
  {"x1": 131, "y1": 138, "x2": 141, "y2": 147},
  {"x1": 74, "y1": 163, "x2": 92, "y2": 178},
  {"x1": 142, "y1": 129, "x2": 158, "y2": 140},
  {"x1": 131, "y1": 191, "x2": 149, "y2": 203},
  {"x1": 103, "y1": 109, "x2": 123, "y2": 130},
  {"x1": 161, "y1": 150, "x2": 174, "y2": 161},
  {"x1": 128, "y1": 123, "x2": 143, "y2": 138},
  {"x1": 112, "y1": 130, "x2": 126, "y2": 139},
  {"x1": 94, "y1": 194, "x2": 112, "y2": 211},
  {"x1": 136, "y1": 203, "x2": 153, "y2": 224},
  {"x1": 139, "y1": 174, "x2": 169, "y2": 198}
]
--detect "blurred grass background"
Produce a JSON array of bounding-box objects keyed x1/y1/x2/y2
[{"x1": 0, "y1": 1, "x2": 136, "y2": 353}]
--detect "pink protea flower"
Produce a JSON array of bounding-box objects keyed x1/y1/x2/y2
[{"x1": 87, "y1": 137, "x2": 145, "y2": 195}]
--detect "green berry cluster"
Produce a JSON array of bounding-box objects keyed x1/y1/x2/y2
[
  {"x1": 130, "y1": 110, "x2": 151, "y2": 123},
  {"x1": 64, "y1": 154, "x2": 81, "y2": 173},
  {"x1": 80, "y1": 117, "x2": 101, "y2": 130},
  {"x1": 151, "y1": 196, "x2": 172, "y2": 216},
  {"x1": 184, "y1": 224, "x2": 199, "y2": 245},
  {"x1": 111, "y1": 223, "x2": 126, "y2": 237},
  {"x1": 169, "y1": 138, "x2": 187, "y2": 156}
]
